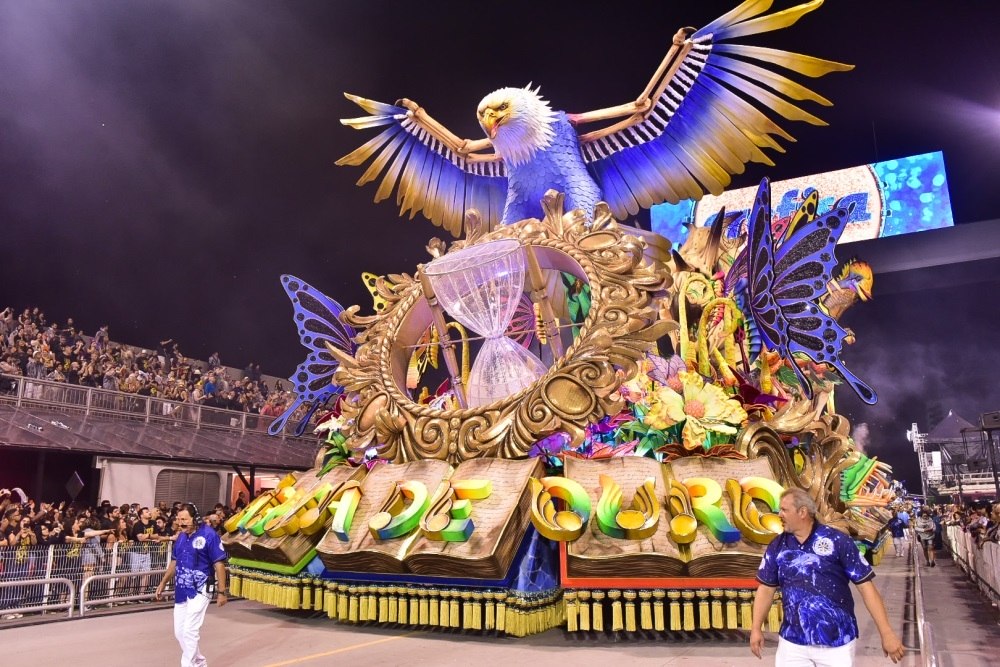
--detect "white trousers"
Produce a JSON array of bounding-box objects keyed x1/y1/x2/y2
[
  {"x1": 892, "y1": 536, "x2": 906, "y2": 555},
  {"x1": 173, "y1": 591, "x2": 211, "y2": 667},
  {"x1": 776, "y1": 637, "x2": 857, "y2": 667}
]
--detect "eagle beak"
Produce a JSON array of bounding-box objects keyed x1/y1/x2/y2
[{"x1": 482, "y1": 114, "x2": 499, "y2": 140}]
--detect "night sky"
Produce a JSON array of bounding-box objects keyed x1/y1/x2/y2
[{"x1": 2, "y1": 1, "x2": 999, "y2": 489}]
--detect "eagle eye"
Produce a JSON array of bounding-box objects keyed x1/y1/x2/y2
[{"x1": 498, "y1": 102, "x2": 508, "y2": 111}]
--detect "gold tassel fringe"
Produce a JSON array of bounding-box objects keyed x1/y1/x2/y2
[{"x1": 228, "y1": 568, "x2": 775, "y2": 637}]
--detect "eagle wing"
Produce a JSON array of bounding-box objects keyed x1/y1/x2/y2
[
  {"x1": 571, "y1": 0, "x2": 852, "y2": 219},
  {"x1": 338, "y1": 95, "x2": 508, "y2": 237}
]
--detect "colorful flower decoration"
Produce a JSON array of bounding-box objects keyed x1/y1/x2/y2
[
  {"x1": 314, "y1": 413, "x2": 347, "y2": 435},
  {"x1": 643, "y1": 371, "x2": 748, "y2": 451}
]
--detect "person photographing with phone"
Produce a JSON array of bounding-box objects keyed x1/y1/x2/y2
[{"x1": 155, "y1": 504, "x2": 228, "y2": 667}]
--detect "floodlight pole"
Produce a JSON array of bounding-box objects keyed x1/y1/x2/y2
[{"x1": 910, "y1": 423, "x2": 930, "y2": 501}]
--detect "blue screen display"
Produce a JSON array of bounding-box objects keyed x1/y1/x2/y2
[{"x1": 650, "y1": 151, "x2": 954, "y2": 248}]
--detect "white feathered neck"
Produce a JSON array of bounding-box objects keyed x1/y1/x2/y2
[{"x1": 478, "y1": 85, "x2": 556, "y2": 167}]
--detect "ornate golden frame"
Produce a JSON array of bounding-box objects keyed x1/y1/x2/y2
[
  {"x1": 330, "y1": 192, "x2": 674, "y2": 464},
  {"x1": 737, "y1": 413, "x2": 881, "y2": 539}
]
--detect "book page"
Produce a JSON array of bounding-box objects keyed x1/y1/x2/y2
[
  {"x1": 222, "y1": 531, "x2": 255, "y2": 559},
  {"x1": 566, "y1": 457, "x2": 684, "y2": 564},
  {"x1": 406, "y1": 457, "x2": 542, "y2": 562},
  {"x1": 316, "y1": 459, "x2": 452, "y2": 566},
  {"x1": 249, "y1": 465, "x2": 363, "y2": 563},
  {"x1": 664, "y1": 456, "x2": 777, "y2": 562}
]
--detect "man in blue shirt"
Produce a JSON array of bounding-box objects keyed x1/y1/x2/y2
[
  {"x1": 203, "y1": 373, "x2": 217, "y2": 399},
  {"x1": 156, "y1": 504, "x2": 228, "y2": 667},
  {"x1": 750, "y1": 488, "x2": 904, "y2": 665},
  {"x1": 887, "y1": 511, "x2": 907, "y2": 558}
]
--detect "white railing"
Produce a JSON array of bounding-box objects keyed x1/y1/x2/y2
[
  {"x1": 0, "y1": 577, "x2": 75, "y2": 619},
  {"x1": 0, "y1": 373, "x2": 311, "y2": 439},
  {"x1": 79, "y1": 568, "x2": 170, "y2": 615},
  {"x1": 0, "y1": 540, "x2": 242, "y2": 621},
  {"x1": 0, "y1": 542, "x2": 173, "y2": 619},
  {"x1": 944, "y1": 524, "x2": 1000, "y2": 607}
]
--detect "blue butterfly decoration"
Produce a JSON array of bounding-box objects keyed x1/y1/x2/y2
[
  {"x1": 731, "y1": 279, "x2": 761, "y2": 365},
  {"x1": 743, "y1": 179, "x2": 877, "y2": 405},
  {"x1": 268, "y1": 275, "x2": 357, "y2": 436}
]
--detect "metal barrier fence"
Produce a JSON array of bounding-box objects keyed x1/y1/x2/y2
[
  {"x1": 0, "y1": 372, "x2": 308, "y2": 439},
  {"x1": 944, "y1": 524, "x2": 1000, "y2": 607},
  {"x1": 0, "y1": 541, "x2": 174, "y2": 619},
  {"x1": 911, "y1": 531, "x2": 937, "y2": 667},
  {"x1": 0, "y1": 578, "x2": 75, "y2": 619}
]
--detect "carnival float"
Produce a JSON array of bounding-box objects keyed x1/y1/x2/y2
[{"x1": 223, "y1": 0, "x2": 896, "y2": 637}]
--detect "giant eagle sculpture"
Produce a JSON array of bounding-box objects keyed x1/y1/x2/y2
[{"x1": 337, "y1": 0, "x2": 852, "y2": 236}]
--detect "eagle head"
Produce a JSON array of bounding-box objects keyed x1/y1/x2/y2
[{"x1": 477, "y1": 85, "x2": 556, "y2": 166}]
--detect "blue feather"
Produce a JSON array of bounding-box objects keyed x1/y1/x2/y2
[
  {"x1": 612, "y1": 147, "x2": 655, "y2": 212},
  {"x1": 422, "y1": 148, "x2": 443, "y2": 222},
  {"x1": 343, "y1": 94, "x2": 405, "y2": 116},
  {"x1": 399, "y1": 143, "x2": 431, "y2": 216},
  {"x1": 440, "y1": 164, "x2": 462, "y2": 231},
  {"x1": 358, "y1": 126, "x2": 405, "y2": 187},
  {"x1": 668, "y1": 94, "x2": 743, "y2": 175},
  {"x1": 590, "y1": 159, "x2": 631, "y2": 219},
  {"x1": 639, "y1": 140, "x2": 699, "y2": 201}
]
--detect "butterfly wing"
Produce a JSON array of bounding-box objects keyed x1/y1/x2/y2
[
  {"x1": 726, "y1": 189, "x2": 819, "y2": 294},
  {"x1": 781, "y1": 301, "x2": 877, "y2": 404},
  {"x1": 745, "y1": 180, "x2": 792, "y2": 358},
  {"x1": 646, "y1": 354, "x2": 671, "y2": 386},
  {"x1": 406, "y1": 325, "x2": 437, "y2": 390},
  {"x1": 743, "y1": 179, "x2": 818, "y2": 397},
  {"x1": 772, "y1": 208, "x2": 847, "y2": 305},
  {"x1": 781, "y1": 189, "x2": 820, "y2": 241},
  {"x1": 269, "y1": 275, "x2": 357, "y2": 436},
  {"x1": 561, "y1": 272, "x2": 592, "y2": 338},
  {"x1": 647, "y1": 353, "x2": 686, "y2": 386},
  {"x1": 362, "y1": 271, "x2": 391, "y2": 314},
  {"x1": 771, "y1": 205, "x2": 877, "y2": 405}
]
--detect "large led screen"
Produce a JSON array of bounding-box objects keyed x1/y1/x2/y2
[{"x1": 650, "y1": 151, "x2": 954, "y2": 248}]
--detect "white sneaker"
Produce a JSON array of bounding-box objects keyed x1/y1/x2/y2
[{"x1": 2, "y1": 613, "x2": 23, "y2": 620}]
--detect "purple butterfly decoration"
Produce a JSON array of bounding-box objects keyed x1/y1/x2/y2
[
  {"x1": 743, "y1": 179, "x2": 876, "y2": 405},
  {"x1": 269, "y1": 275, "x2": 357, "y2": 436},
  {"x1": 647, "y1": 354, "x2": 686, "y2": 386}
]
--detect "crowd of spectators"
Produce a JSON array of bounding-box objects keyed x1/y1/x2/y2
[
  {"x1": 941, "y1": 500, "x2": 1000, "y2": 548},
  {"x1": 0, "y1": 487, "x2": 246, "y2": 619},
  {"x1": 0, "y1": 306, "x2": 302, "y2": 424},
  {"x1": 886, "y1": 500, "x2": 1000, "y2": 566}
]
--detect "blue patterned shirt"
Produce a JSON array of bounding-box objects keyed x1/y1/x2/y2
[
  {"x1": 757, "y1": 522, "x2": 874, "y2": 647},
  {"x1": 172, "y1": 524, "x2": 227, "y2": 603}
]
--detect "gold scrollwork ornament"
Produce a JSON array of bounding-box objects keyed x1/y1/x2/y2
[{"x1": 333, "y1": 191, "x2": 675, "y2": 463}]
